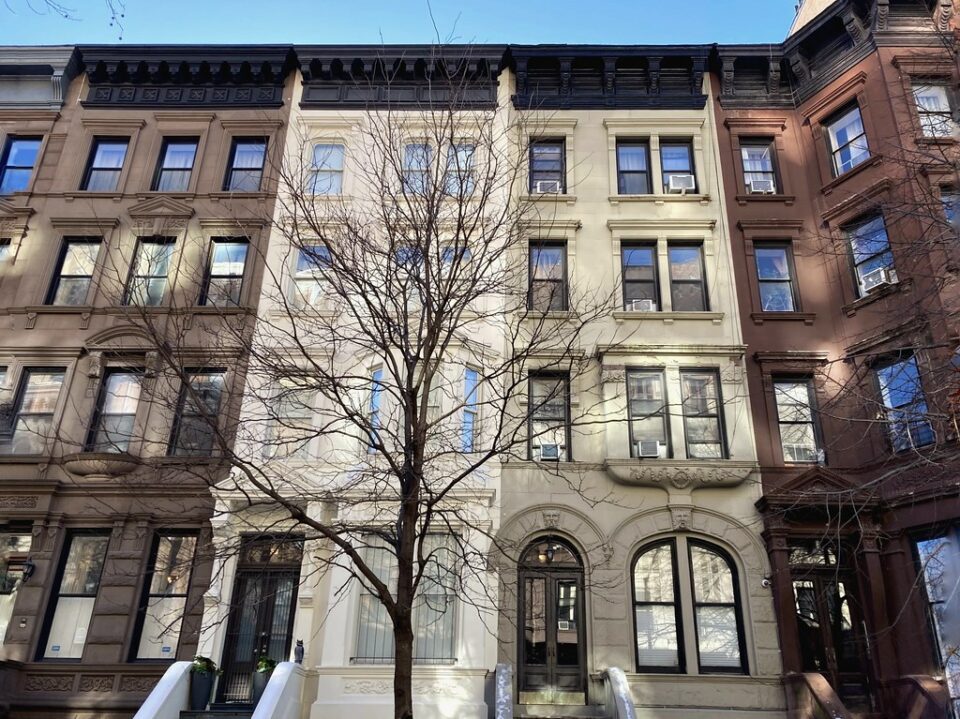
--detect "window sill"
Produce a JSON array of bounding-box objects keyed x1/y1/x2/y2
[
  {"x1": 524, "y1": 310, "x2": 577, "y2": 321},
  {"x1": 63, "y1": 191, "x2": 123, "y2": 201},
  {"x1": 10, "y1": 305, "x2": 94, "y2": 314},
  {"x1": 612, "y1": 310, "x2": 724, "y2": 325},
  {"x1": 209, "y1": 191, "x2": 271, "y2": 201},
  {"x1": 521, "y1": 193, "x2": 577, "y2": 205},
  {"x1": 735, "y1": 194, "x2": 796, "y2": 206},
  {"x1": 915, "y1": 135, "x2": 957, "y2": 148},
  {"x1": 750, "y1": 311, "x2": 815, "y2": 325},
  {"x1": 841, "y1": 279, "x2": 907, "y2": 317},
  {"x1": 821, "y1": 154, "x2": 882, "y2": 196},
  {"x1": 609, "y1": 193, "x2": 710, "y2": 205},
  {"x1": 136, "y1": 191, "x2": 197, "y2": 200}
]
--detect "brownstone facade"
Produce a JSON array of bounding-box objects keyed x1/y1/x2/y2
[{"x1": 715, "y1": 0, "x2": 960, "y2": 716}]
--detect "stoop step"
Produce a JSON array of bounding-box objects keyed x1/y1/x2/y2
[
  {"x1": 180, "y1": 710, "x2": 253, "y2": 719},
  {"x1": 515, "y1": 705, "x2": 607, "y2": 719}
]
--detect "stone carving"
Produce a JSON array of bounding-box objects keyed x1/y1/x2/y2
[
  {"x1": 343, "y1": 679, "x2": 392, "y2": 694},
  {"x1": 721, "y1": 59, "x2": 735, "y2": 96},
  {"x1": 875, "y1": 0, "x2": 889, "y2": 31},
  {"x1": 648, "y1": 57, "x2": 661, "y2": 95},
  {"x1": 79, "y1": 675, "x2": 113, "y2": 692},
  {"x1": 788, "y1": 53, "x2": 809, "y2": 83},
  {"x1": 119, "y1": 675, "x2": 158, "y2": 693},
  {"x1": 670, "y1": 506, "x2": 693, "y2": 531},
  {"x1": 0, "y1": 496, "x2": 38, "y2": 508},
  {"x1": 610, "y1": 462, "x2": 754, "y2": 490},
  {"x1": 600, "y1": 366, "x2": 625, "y2": 384},
  {"x1": 936, "y1": 0, "x2": 953, "y2": 32},
  {"x1": 24, "y1": 674, "x2": 74, "y2": 692},
  {"x1": 86, "y1": 351, "x2": 104, "y2": 379},
  {"x1": 767, "y1": 61, "x2": 781, "y2": 95},
  {"x1": 541, "y1": 510, "x2": 560, "y2": 529},
  {"x1": 843, "y1": 11, "x2": 866, "y2": 44}
]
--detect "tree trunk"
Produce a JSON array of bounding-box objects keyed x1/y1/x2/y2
[{"x1": 393, "y1": 608, "x2": 415, "y2": 719}]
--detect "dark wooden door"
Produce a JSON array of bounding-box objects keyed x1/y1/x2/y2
[
  {"x1": 519, "y1": 569, "x2": 586, "y2": 693},
  {"x1": 217, "y1": 569, "x2": 299, "y2": 703},
  {"x1": 793, "y1": 575, "x2": 873, "y2": 711}
]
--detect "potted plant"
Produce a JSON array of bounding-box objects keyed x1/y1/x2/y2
[
  {"x1": 251, "y1": 655, "x2": 277, "y2": 705},
  {"x1": 189, "y1": 655, "x2": 218, "y2": 711}
]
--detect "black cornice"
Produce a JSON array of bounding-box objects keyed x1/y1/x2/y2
[
  {"x1": 296, "y1": 44, "x2": 505, "y2": 109},
  {"x1": 78, "y1": 45, "x2": 296, "y2": 108}
]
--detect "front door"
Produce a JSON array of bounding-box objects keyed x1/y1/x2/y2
[
  {"x1": 518, "y1": 537, "x2": 586, "y2": 696},
  {"x1": 217, "y1": 537, "x2": 302, "y2": 703},
  {"x1": 793, "y1": 574, "x2": 873, "y2": 712}
]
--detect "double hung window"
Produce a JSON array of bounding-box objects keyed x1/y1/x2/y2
[
  {"x1": 529, "y1": 139, "x2": 565, "y2": 193},
  {"x1": 876, "y1": 356, "x2": 934, "y2": 451},
  {"x1": 169, "y1": 371, "x2": 225, "y2": 456},
  {"x1": 680, "y1": 369, "x2": 725, "y2": 459},
  {"x1": 755, "y1": 245, "x2": 796, "y2": 312},
  {"x1": 0, "y1": 137, "x2": 41, "y2": 193},
  {"x1": 773, "y1": 379, "x2": 820, "y2": 463},
  {"x1": 82, "y1": 138, "x2": 128, "y2": 192},
  {"x1": 87, "y1": 370, "x2": 142, "y2": 453},
  {"x1": 310, "y1": 143, "x2": 345, "y2": 195},
  {"x1": 529, "y1": 373, "x2": 570, "y2": 462},
  {"x1": 626, "y1": 370, "x2": 668, "y2": 458},
  {"x1": 668, "y1": 245, "x2": 707, "y2": 311},
  {"x1": 826, "y1": 106, "x2": 869, "y2": 176},
  {"x1": 529, "y1": 243, "x2": 568, "y2": 312},
  {"x1": 133, "y1": 533, "x2": 197, "y2": 659},
  {"x1": 0, "y1": 368, "x2": 65, "y2": 455},
  {"x1": 47, "y1": 239, "x2": 101, "y2": 306},
  {"x1": 616, "y1": 141, "x2": 651, "y2": 194},
  {"x1": 621, "y1": 244, "x2": 659, "y2": 311},
  {"x1": 200, "y1": 238, "x2": 248, "y2": 306},
  {"x1": 125, "y1": 237, "x2": 174, "y2": 306},
  {"x1": 224, "y1": 138, "x2": 266, "y2": 191},
  {"x1": 153, "y1": 138, "x2": 198, "y2": 192}
]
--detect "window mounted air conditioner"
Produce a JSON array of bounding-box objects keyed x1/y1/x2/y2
[
  {"x1": 749, "y1": 178, "x2": 776, "y2": 194},
  {"x1": 783, "y1": 443, "x2": 816, "y2": 463},
  {"x1": 538, "y1": 443, "x2": 561, "y2": 461},
  {"x1": 535, "y1": 180, "x2": 562, "y2": 194},
  {"x1": 667, "y1": 174, "x2": 696, "y2": 194},
  {"x1": 635, "y1": 440, "x2": 661, "y2": 458},
  {"x1": 557, "y1": 620, "x2": 571, "y2": 631},
  {"x1": 628, "y1": 298, "x2": 657, "y2": 312},
  {"x1": 861, "y1": 267, "x2": 898, "y2": 293}
]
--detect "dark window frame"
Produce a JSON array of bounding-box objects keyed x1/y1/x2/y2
[
  {"x1": 739, "y1": 137, "x2": 779, "y2": 193},
  {"x1": 36, "y1": 529, "x2": 111, "y2": 662},
  {"x1": 199, "y1": 237, "x2": 249, "y2": 307},
  {"x1": 687, "y1": 540, "x2": 749, "y2": 675},
  {"x1": 632, "y1": 539, "x2": 685, "y2": 674},
  {"x1": 824, "y1": 104, "x2": 870, "y2": 178},
  {"x1": 124, "y1": 236, "x2": 175, "y2": 306},
  {"x1": 0, "y1": 135, "x2": 43, "y2": 193},
  {"x1": 527, "y1": 372, "x2": 572, "y2": 462},
  {"x1": 85, "y1": 368, "x2": 144, "y2": 453},
  {"x1": 626, "y1": 368, "x2": 671, "y2": 459},
  {"x1": 528, "y1": 241, "x2": 569, "y2": 312},
  {"x1": 80, "y1": 136, "x2": 129, "y2": 192},
  {"x1": 667, "y1": 242, "x2": 708, "y2": 312},
  {"x1": 1, "y1": 366, "x2": 66, "y2": 453},
  {"x1": 45, "y1": 237, "x2": 101, "y2": 306},
  {"x1": 679, "y1": 367, "x2": 727, "y2": 459},
  {"x1": 151, "y1": 137, "x2": 200, "y2": 192},
  {"x1": 222, "y1": 137, "x2": 267, "y2": 192},
  {"x1": 660, "y1": 140, "x2": 696, "y2": 193},
  {"x1": 843, "y1": 213, "x2": 895, "y2": 298},
  {"x1": 129, "y1": 530, "x2": 199, "y2": 662},
  {"x1": 167, "y1": 368, "x2": 227, "y2": 457},
  {"x1": 873, "y1": 354, "x2": 934, "y2": 452},
  {"x1": 621, "y1": 243, "x2": 660, "y2": 311},
  {"x1": 754, "y1": 242, "x2": 799, "y2": 312},
  {"x1": 616, "y1": 139, "x2": 652, "y2": 195},
  {"x1": 772, "y1": 376, "x2": 824, "y2": 464},
  {"x1": 529, "y1": 138, "x2": 566, "y2": 193}
]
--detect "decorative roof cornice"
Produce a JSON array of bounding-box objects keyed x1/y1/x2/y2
[{"x1": 0, "y1": 45, "x2": 79, "y2": 110}]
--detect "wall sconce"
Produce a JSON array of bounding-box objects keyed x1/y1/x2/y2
[
  {"x1": 21, "y1": 558, "x2": 36, "y2": 583},
  {"x1": 537, "y1": 543, "x2": 555, "y2": 564}
]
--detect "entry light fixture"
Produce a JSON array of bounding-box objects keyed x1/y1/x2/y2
[
  {"x1": 21, "y1": 557, "x2": 36, "y2": 583},
  {"x1": 537, "y1": 543, "x2": 555, "y2": 564}
]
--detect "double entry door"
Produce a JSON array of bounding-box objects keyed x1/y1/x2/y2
[
  {"x1": 519, "y1": 569, "x2": 586, "y2": 695},
  {"x1": 217, "y1": 567, "x2": 299, "y2": 703}
]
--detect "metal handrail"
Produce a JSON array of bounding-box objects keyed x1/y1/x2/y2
[
  {"x1": 602, "y1": 667, "x2": 636, "y2": 719},
  {"x1": 493, "y1": 663, "x2": 513, "y2": 719}
]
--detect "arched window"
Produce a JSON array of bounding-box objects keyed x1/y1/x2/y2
[{"x1": 632, "y1": 538, "x2": 747, "y2": 674}]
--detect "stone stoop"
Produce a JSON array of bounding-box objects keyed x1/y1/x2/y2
[
  {"x1": 514, "y1": 704, "x2": 607, "y2": 719},
  {"x1": 180, "y1": 710, "x2": 253, "y2": 719}
]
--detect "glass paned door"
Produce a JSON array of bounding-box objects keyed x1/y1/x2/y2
[{"x1": 519, "y1": 570, "x2": 585, "y2": 693}]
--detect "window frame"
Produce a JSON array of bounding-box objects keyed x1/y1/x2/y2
[
  {"x1": 687, "y1": 540, "x2": 749, "y2": 675},
  {"x1": 85, "y1": 368, "x2": 143, "y2": 454},
  {"x1": 167, "y1": 369, "x2": 226, "y2": 457},
  {"x1": 874, "y1": 354, "x2": 934, "y2": 452},
  {"x1": 528, "y1": 138, "x2": 566, "y2": 193},
  {"x1": 660, "y1": 140, "x2": 696, "y2": 193},
  {"x1": 462, "y1": 367, "x2": 479, "y2": 453},
  {"x1": 772, "y1": 377, "x2": 823, "y2": 464},
  {"x1": 124, "y1": 236, "x2": 175, "y2": 307},
  {"x1": 130, "y1": 531, "x2": 198, "y2": 662},
  {"x1": 824, "y1": 104, "x2": 870, "y2": 178},
  {"x1": 402, "y1": 142, "x2": 433, "y2": 195},
  {"x1": 151, "y1": 137, "x2": 199, "y2": 193},
  {"x1": 667, "y1": 243, "x2": 708, "y2": 312},
  {"x1": 367, "y1": 367, "x2": 384, "y2": 453},
  {"x1": 0, "y1": 135, "x2": 42, "y2": 194},
  {"x1": 912, "y1": 81, "x2": 955, "y2": 138},
  {"x1": 626, "y1": 368, "x2": 670, "y2": 459},
  {"x1": 754, "y1": 243, "x2": 799, "y2": 312},
  {"x1": 80, "y1": 136, "x2": 129, "y2": 192},
  {"x1": 631, "y1": 539, "x2": 685, "y2": 674},
  {"x1": 621, "y1": 243, "x2": 660, "y2": 311},
  {"x1": 199, "y1": 237, "x2": 249, "y2": 307},
  {"x1": 46, "y1": 237, "x2": 101, "y2": 306},
  {"x1": 616, "y1": 139, "x2": 652, "y2": 195},
  {"x1": 309, "y1": 142, "x2": 345, "y2": 196},
  {"x1": 222, "y1": 137, "x2": 267, "y2": 192},
  {"x1": 679, "y1": 368, "x2": 727, "y2": 459},
  {"x1": 37, "y1": 530, "x2": 110, "y2": 661},
  {"x1": 0, "y1": 366, "x2": 66, "y2": 456},
  {"x1": 843, "y1": 214, "x2": 895, "y2": 298},
  {"x1": 528, "y1": 241, "x2": 569, "y2": 312},
  {"x1": 527, "y1": 372, "x2": 571, "y2": 462},
  {"x1": 739, "y1": 137, "x2": 779, "y2": 193},
  {"x1": 444, "y1": 142, "x2": 476, "y2": 197}
]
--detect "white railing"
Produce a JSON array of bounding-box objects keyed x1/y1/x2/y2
[
  {"x1": 252, "y1": 662, "x2": 307, "y2": 719},
  {"x1": 493, "y1": 663, "x2": 513, "y2": 719},
  {"x1": 602, "y1": 667, "x2": 637, "y2": 719},
  {"x1": 132, "y1": 661, "x2": 191, "y2": 719}
]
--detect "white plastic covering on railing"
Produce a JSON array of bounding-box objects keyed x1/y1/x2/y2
[
  {"x1": 494, "y1": 663, "x2": 513, "y2": 719},
  {"x1": 603, "y1": 667, "x2": 637, "y2": 719},
  {"x1": 132, "y1": 661, "x2": 191, "y2": 719},
  {"x1": 251, "y1": 662, "x2": 306, "y2": 719}
]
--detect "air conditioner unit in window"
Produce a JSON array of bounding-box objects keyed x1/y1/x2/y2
[
  {"x1": 667, "y1": 174, "x2": 696, "y2": 194},
  {"x1": 749, "y1": 178, "x2": 776, "y2": 194},
  {"x1": 557, "y1": 620, "x2": 571, "y2": 631},
  {"x1": 535, "y1": 180, "x2": 562, "y2": 194},
  {"x1": 628, "y1": 298, "x2": 657, "y2": 312},
  {"x1": 635, "y1": 440, "x2": 661, "y2": 458},
  {"x1": 782, "y1": 443, "x2": 816, "y2": 463},
  {"x1": 538, "y1": 444, "x2": 561, "y2": 461},
  {"x1": 861, "y1": 266, "x2": 898, "y2": 293}
]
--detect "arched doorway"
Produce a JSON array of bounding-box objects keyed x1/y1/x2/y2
[{"x1": 517, "y1": 536, "x2": 586, "y2": 698}]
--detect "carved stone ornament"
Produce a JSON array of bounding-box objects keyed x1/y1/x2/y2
[
  {"x1": 343, "y1": 679, "x2": 392, "y2": 694},
  {"x1": 670, "y1": 506, "x2": 693, "y2": 531},
  {"x1": 541, "y1": 510, "x2": 560, "y2": 529},
  {"x1": 0, "y1": 495, "x2": 39, "y2": 509},
  {"x1": 605, "y1": 460, "x2": 756, "y2": 490},
  {"x1": 24, "y1": 674, "x2": 74, "y2": 692},
  {"x1": 79, "y1": 675, "x2": 114, "y2": 692},
  {"x1": 600, "y1": 366, "x2": 626, "y2": 384},
  {"x1": 937, "y1": 0, "x2": 953, "y2": 33},
  {"x1": 62, "y1": 452, "x2": 138, "y2": 478},
  {"x1": 721, "y1": 59, "x2": 735, "y2": 96},
  {"x1": 119, "y1": 675, "x2": 159, "y2": 693},
  {"x1": 875, "y1": 0, "x2": 889, "y2": 31},
  {"x1": 767, "y1": 61, "x2": 781, "y2": 95}
]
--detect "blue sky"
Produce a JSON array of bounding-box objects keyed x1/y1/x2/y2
[{"x1": 1, "y1": 0, "x2": 797, "y2": 45}]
